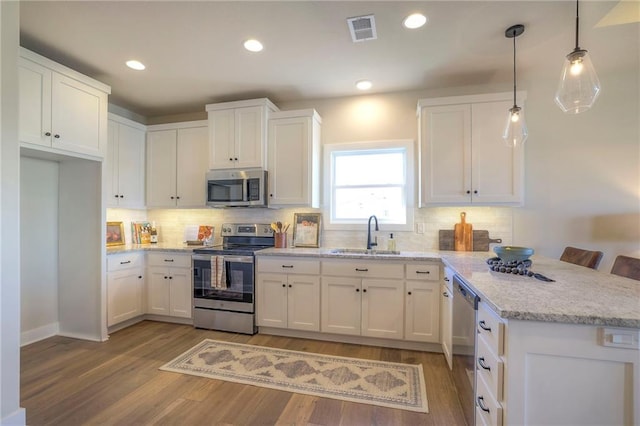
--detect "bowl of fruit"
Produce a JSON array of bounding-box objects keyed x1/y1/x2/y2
[{"x1": 493, "y1": 246, "x2": 534, "y2": 263}]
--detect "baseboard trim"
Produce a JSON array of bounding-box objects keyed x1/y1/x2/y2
[
  {"x1": 258, "y1": 327, "x2": 443, "y2": 352},
  {"x1": 21, "y1": 322, "x2": 59, "y2": 347},
  {"x1": 1, "y1": 407, "x2": 26, "y2": 425}
]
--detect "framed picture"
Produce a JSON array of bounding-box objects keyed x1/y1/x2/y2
[
  {"x1": 292, "y1": 213, "x2": 321, "y2": 248},
  {"x1": 106, "y1": 221, "x2": 125, "y2": 246}
]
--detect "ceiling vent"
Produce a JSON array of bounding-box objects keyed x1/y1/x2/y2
[{"x1": 347, "y1": 14, "x2": 377, "y2": 42}]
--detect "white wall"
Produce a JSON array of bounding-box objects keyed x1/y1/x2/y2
[
  {"x1": 0, "y1": 1, "x2": 26, "y2": 423},
  {"x1": 20, "y1": 157, "x2": 59, "y2": 345}
]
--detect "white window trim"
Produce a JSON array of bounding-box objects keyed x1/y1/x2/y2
[{"x1": 323, "y1": 139, "x2": 415, "y2": 232}]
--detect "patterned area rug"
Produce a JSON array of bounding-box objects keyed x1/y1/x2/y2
[{"x1": 160, "y1": 339, "x2": 428, "y2": 413}]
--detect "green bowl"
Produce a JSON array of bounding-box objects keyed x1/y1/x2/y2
[{"x1": 493, "y1": 246, "x2": 534, "y2": 263}]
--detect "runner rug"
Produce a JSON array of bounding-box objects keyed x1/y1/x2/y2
[{"x1": 159, "y1": 339, "x2": 428, "y2": 413}]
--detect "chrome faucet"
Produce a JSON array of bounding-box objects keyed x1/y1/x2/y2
[{"x1": 366, "y1": 215, "x2": 379, "y2": 250}]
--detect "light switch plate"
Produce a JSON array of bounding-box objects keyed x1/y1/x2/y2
[{"x1": 600, "y1": 327, "x2": 640, "y2": 349}]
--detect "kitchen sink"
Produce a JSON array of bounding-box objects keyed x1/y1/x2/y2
[{"x1": 330, "y1": 248, "x2": 401, "y2": 255}]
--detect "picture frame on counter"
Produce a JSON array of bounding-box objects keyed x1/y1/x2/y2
[
  {"x1": 293, "y1": 213, "x2": 321, "y2": 248},
  {"x1": 106, "y1": 221, "x2": 125, "y2": 246}
]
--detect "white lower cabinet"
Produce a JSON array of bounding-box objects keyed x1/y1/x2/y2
[
  {"x1": 256, "y1": 257, "x2": 321, "y2": 331},
  {"x1": 146, "y1": 253, "x2": 192, "y2": 318},
  {"x1": 321, "y1": 260, "x2": 405, "y2": 339},
  {"x1": 107, "y1": 253, "x2": 144, "y2": 327},
  {"x1": 405, "y1": 263, "x2": 441, "y2": 343},
  {"x1": 478, "y1": 301, "x2": 640, "y2": 425}
]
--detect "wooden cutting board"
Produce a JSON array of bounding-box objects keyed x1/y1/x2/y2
[
  {"x1": 439, "y1": 230, "x2": 502, "y2": 251},
  {"x1": 454, "y1": 212, "x2": 473, "y2": 251}
]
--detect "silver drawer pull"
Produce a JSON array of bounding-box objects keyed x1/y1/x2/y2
[
  {"x1": 355, "y1": 268, "x2": 368, "y2": 272},
  {"x1": 478, "y1": 320, "x2": 492, "y2": 332},
  {"x1": 477, "y1": 396, "x2": 491, "y2": 413},
  {"x1": 477, "y1": 357, "x2": 491, "y2": 371}
]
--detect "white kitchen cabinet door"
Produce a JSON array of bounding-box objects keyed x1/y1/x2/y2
[
  {"x1": 146, "y1": 130, "x2": 177, "y2": 207},
  {"x1": 107, "y1": 268, "x2": 143, "y2": 327},
  {"x1": 208, "y1": 108, "x2": 236, "y2": 169},
  {"x1": 146, "y1": 267, "x2": 171, "y2": 316},
  {"x1": 256, "y1": 273, "x2": 288, "y2": 328},
  {"x1": 404, "y1": 280, "x2": 440, "y2": 343},
  {"x1": 361, "y1": 278, "x2": 405, "y2": 340},
  {"x1": 176, "y1": 126, "x2": 208, "y2": 207},
  {"x1": 418, "y1": 93, "x2": 525, "y2": 206},
  {"x1": 441, "y1": 268, "x2": 455, "y2": 369},
  {"x1": 471, "y1": 101, "x2": 524, "y2": 204},
  {"x1": 419, "y1": 103, "x2": 471, "y2": 205},
  {"x1": 234, "y1": 106, "x2": 265, "y2": 169},
  {"x1": 51, "y1": 72, "x2": 105, "y2": 157},
  {"x1": 18, "y1": 57, "x2": 52, "y2": 147},
  {"x1": 169, "y1": 267, "x2": 192, "y2": 318},
  {"x1": 321, "y1": 276, "x2": 361, "y2": 336},
  {"x1": 267, "y1": 110, "x2": 321, "y2": 207},
  {"x1": 107, "y1": 118, "x2": 146, "y2": 208},
  {"x1": 287, "y1": 274, "x2": 320, "y2": 331}
]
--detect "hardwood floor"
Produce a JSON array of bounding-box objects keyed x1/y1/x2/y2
[{"x1": 21, "y1": 321, "x2": 466, "y2": 425}]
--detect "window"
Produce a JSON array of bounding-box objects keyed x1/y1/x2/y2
[{"x1": 324, "y1": 140, "x2": 414, "y2": 230}]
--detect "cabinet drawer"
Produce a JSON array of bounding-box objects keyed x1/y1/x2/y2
[
  {"x1": 476, "y1": 372, "x2": 503, "y2": 426},
  {"x1": 406, "y1": 263, "x2": 440, "y2": 281},
  {"x1": 108, "y1": 252, "x2": 143, "y2": 272},
  {"x1": 257, "y1": 257, "x2": 320, "y2": 275},
  {"x1": 322, "y1": 261, "x2": 404, "y2": 278},
  {"x1": 478, "y1": 302, "x2": 504, "y2": 356},
  {"x1": 477, "y1": 332, "x2": 504, "y2": 401},
  {"x1": 147, "y1": 252, "x2": 191, "y2": 268}
]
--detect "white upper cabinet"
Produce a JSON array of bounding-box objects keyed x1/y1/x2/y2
[
  {"x1": 18, "y1": 48, "x2": 110, "y2": 159},
  {"x1": 267, "y1": 109, "x2": 321, "y2": 208},
  {"x1": 107, "y1": 115, "x2": 146, "y2": 208},
  {"x1": 418, "y1": 92, "x2": 525, "y2": 206},
  {"x1": 206, "y1": 98, "x2": 278, "y2": 170},
  {"x1": 146, "y1": 122, "x2": 208, "y2": 208}
]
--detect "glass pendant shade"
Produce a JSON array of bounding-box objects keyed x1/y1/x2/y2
[
  {"x1": 503, "y1": 105, "x2": 528, "y2": 147},
  {"x1": 554, "y1": 48, "x2": 601, "y2": 114}
]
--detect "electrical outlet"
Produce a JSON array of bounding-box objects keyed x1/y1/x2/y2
[{"x1": 416, "y1": 223, "x2": 425, "y2": 234}]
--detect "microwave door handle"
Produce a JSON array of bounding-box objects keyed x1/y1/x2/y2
[{"x1": 243, "y1": 179, "x2": 249, "y2": 202}]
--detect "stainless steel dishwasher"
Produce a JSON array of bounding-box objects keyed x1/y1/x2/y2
[{"x1": 452, "y1": 275, "x2": 480, "y2": 426}]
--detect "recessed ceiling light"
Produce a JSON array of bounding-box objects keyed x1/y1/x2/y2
[
  {"x1": 126, "y1": 60, "x2": 145, "y2": 70},
  {"x1": 356, "y1": 80, "x2": 372, "y2": 91},
  {"x1": 403, "y1": 13, "x2": 427, "y2": 29},
  {"x1": 244, "y1": 39, "x2": 264, "y2": 52}
]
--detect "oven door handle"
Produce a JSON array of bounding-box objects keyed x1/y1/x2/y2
[{"x1": 222, "y1": 256, "x2": 254, "y2": 263}]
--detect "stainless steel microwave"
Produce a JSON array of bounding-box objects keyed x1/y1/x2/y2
[{"x1": 206, "y1": 169, "x2": 268, "y2": 207}]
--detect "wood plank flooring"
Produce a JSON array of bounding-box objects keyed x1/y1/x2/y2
[{"x1": 21, "y1": 321, "x2": 467, "y2": 425}]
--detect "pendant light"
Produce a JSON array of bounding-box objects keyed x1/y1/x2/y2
[
  {"x1": 554, "y1": 0, "x2": 601, "y2": 114},
  {"x1": 503, "y1": 24, "x2": 528, "y2": 147}
]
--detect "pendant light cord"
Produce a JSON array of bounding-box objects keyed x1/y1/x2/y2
[
  {"x1": 575, "y1": 0, "x2": 580, "y2": 50},
  {"x1": 512, "y1": 28, "x2": 517, "y2": 108}
]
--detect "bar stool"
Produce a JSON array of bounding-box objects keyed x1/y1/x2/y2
[
  {"x1": 559, "y1": 246, "x2": 604, "y2": 270},
  {"x1": 610, "y1": 255, "x2": 640, "y2": 281}
]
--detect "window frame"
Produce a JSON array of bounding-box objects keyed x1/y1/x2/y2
[{"x1": 323, "y1": 139, "x2": 415, "y2": 231}]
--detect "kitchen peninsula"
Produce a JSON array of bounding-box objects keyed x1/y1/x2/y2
[{"x1": 255, "y1": 247, "x2": 640, "y2": 425}]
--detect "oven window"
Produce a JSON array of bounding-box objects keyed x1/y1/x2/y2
[
  {"x1": 193, "y1": 258, "x2": 254, "y2": 303},
  {"x1": 208, "y1": 179, "x2": 244, "y2": 202}
]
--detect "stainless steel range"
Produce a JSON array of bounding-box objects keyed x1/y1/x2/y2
[{"x1": 192, "y1": 223, "x2": 274, "y2": 334}]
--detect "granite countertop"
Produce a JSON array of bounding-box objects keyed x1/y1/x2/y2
[
  {"x1": 255, "y1": 247, "x2": 442, "y2": 261},
  {"x1": 107, "y1": 242, "x2": 200, "y2": 254},
  {"x1": 108, "y1": 244, "x2": 640, "y2": 328},
  {"x1": 441, "y1": 251, "x2": 640, "y2": 329}
]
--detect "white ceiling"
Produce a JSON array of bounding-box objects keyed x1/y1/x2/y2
[{"x1": 19, "y1": 1, "x2": 632, "y2": 119}]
